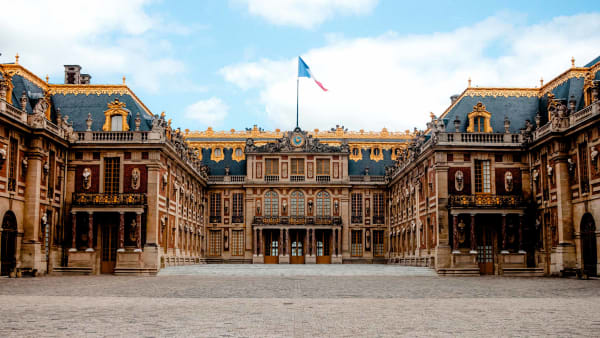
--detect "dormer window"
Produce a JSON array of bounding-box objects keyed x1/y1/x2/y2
[
  {"x1": 111, "y1": 115, "x2": 123, "y2": 131},
  {"x1": 466, "y1": 102, "x2": 493, "y2": 133},
  {"x1": 350, "y1": 147, "x2": 362, "y2": 161}
]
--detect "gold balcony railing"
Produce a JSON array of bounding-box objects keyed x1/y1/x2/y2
[
  {"x1": 72, "y1": 193, "x2": 146, "y2": 206},
  {"x1": 448, "y1": 194, "x2": 524, "y2": 208}
]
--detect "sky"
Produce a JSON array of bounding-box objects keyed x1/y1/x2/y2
[{"x1": 1, "y1": 0, "x2": 598, "y2": 133}]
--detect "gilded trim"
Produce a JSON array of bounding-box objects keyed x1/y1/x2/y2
[
  {"x1": 102, "y1": 99, "x2": 130, "y2": 131},
  {"x1": 349, "y1": 147, "x2": 362, "y2": 161},
  {"x1": 370, "y1": 146, "x2": 384, "y2": 162},
  {"x1": 231, "y1": 146, "x2": 246, "y2": 162},
  {"x1": 466, "y1": 102, "x2": 493, "y2": 133}
]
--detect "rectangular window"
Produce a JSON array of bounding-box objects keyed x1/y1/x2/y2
[
  {"x1": 232, "y1": 193, "x2": 244, "y2": 223},
  {"x1": 290, "y1": 158, "x2": 304, "y2": 175},
  {"x1": 8, "y1": 137, "x2": 18, "y2": 192},
  {"x1": 265, "y1": 159, "x2": 279, "y2": 175},
  {"x1": 474, "y1": 160, "x2": 491, "y2": 193},
  {"x1": 208, "y1": 230, "x2": 222, "y2": 256},
  {"x1": 231, "y1": 230, "x2": 244, "y2": 256},
  {"x1": 579, "y1": 142, "x2": 590, "y2": 193},
  {"x1": 351, "y1": 193, "x2": 362, "y2": 223},
  {"x1": 373, "y1": 230, "x2": 384, "y2": 257},
  {"x1": 373, "y1": 193, "x2": 384, "y2": 224},
  {"x1": 351, "y1": 230, "x2": 363, "y2": 257},
  {"x1": 210, "y1": 193, "x2": 221, "y2": 223},
  {"x1": 316, "y1": 159, "x2": 330, "y2": 175},
  {"x1": 48, "y1": 151, "x2": 56, "y2": 195},
  {"x1": 103, "y1": 157, "x2": 120, "y2": 194}
]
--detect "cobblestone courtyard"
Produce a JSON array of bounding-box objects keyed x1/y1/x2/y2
[{"x1": 1, "y1": 265, "x2": 599, "y2": 337}]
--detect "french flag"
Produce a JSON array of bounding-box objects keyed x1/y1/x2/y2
[{"x1": 298, "y1": 57, "x2": 328, "y2": 91}]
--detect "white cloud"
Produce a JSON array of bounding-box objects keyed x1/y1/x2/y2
[
  {"x1": 233, "y1": 0, "x2": 378, "y2": 28},
  {"x1": 0, "y1": 0, "x2": 196, "y2": 93},
  {"x1": 184, "y1": 97, "x2": 229, "y2": 126},
  {"x1": 220, "y1": 13, "x2": 600, "y2": 131}
]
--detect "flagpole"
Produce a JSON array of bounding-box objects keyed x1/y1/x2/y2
[{"x1": 296, "y1": 76, "x2": 299, "y2": 128}]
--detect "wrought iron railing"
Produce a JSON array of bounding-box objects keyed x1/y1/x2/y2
[
  {"x1": 209, "y1": 216, "x2": 221, "y2": 223},
  {"x1": 372, "y1": 216, "x2": 385, "y2": 225},
  {"x1": 231, "y1": 215, "x2": 244, "y2": 223},
  {"x1": 253, "y1": 215, "x2": 341, "y2": 225},
  {"x1": 72, "y1": 193, "x2": 146, "y2": 206},
  {"x1": 351, "y1": 215, "x2": 362, "y2": 224},
  {"x1": 448, "y1": 194, "x2": 524, "y2": 208}
]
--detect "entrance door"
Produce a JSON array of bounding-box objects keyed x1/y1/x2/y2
[
  {"x1": 101, "y1": 224, "x2": 118, "y2": 274},
  {"x1": 1, "y1": 212, "x2": 17, "y2": 276},
  {"x1": 476, "y1": 223, "x2": 494, "y2": 275},
  {"x1": 290, "y1": 230, "x2": 305, "y2": 264},
  {"x1": 264, "y1": 230, "x2": 279, "y2": 264},
  {"x1": 316, "y1": 229, "x2": 331, "y2": 264},
  {"x1": 581, "y1": 213, "x2": 597, "y2": 276}
]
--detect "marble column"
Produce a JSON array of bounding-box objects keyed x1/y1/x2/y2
[
  {"x1": 135, "y1": 212, "x2": 142, "y2": 252},
  {"x1": 117, "y1": 212, "x2": 125, "y2": 252},
  {"x1": 518, "y1": 214, "x2": 525, "y2": 253},
  {"x1": 470, "y1": 214, "x2": 477, "y2": 254},
  {"x1": 69, "y1": 212, "x2": 77, "y2": 252},
  {"x1": 501, "y1": 214, "x2": 508, "y2": 254},
  {"x1": 86, "y1": 212, "x2": 94, "y2": 252},
  {"x1": 452, "y1": 215, "x2": 459, "y2": 253}
]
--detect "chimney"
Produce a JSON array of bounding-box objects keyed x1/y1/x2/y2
[
  {"x1": 80, "y1": 74, "x2": 91, "y2": 84},
  {"x1": 450, "y1": 94, "x2": 459, "y2": 104},
  {"x1": 64, "y1": 65, "x2": 82, "y2": 84}
]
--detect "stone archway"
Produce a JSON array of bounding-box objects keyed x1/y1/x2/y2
[
  {"x1": 580, "y1": 213, "x2": 597, "y2": 276},
  {"x1": 1, "y1": 211, "x2": 18, "y2": 276}
]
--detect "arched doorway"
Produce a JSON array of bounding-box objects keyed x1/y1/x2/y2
[
  {"x1": 1, "y1": 211, "x2": 18, "y2": 276},
  {"x1": 581, "y1": 213, "x2": 597, "y2": 276}
]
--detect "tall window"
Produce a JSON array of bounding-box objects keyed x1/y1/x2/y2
[
  {"x1": 351, "y1": 230, "x2": 363, "y2": 256},
  {"x1": 264, "y1": 191, "x2": 278, "y2": 216},
  {"x1": 290, "y1": 191, "x2": 305, "y2": 216},
  {"x1": 208, "y1": 230, "x2": 221, "y2": 256},
  {"x1": 579, "y1": 142, "x2": 590, "y2": 193},
  {"x1": 373, "y1": 193, "x2": 384, "y2": 224},
  {"x1": 316, "y1": 159, "x2": 330, "y2": 175},
  {"x1": 110, "y1": 115, "x2": 123, "y2": 131},
  {"x1": 316, "y1": 191, "x2": 330, "y2": 216},
  {"x1": 265, "y1": 159, "x2": 279, "y2": 175},
  {"x1": 475, "y1": 116, "x2": 485, "y2": 132},
  {"x1": 8, "y1": 137, "x2": 18, "y2": 192},
  {"x1": 231, "y1": 230, "x2": 244, "y2": 256},
  {"x1": 373, "y1": 230, "x2": 384, "y2": 256},
  {"x1": 351, "y1": 193, "x2": 362, "y2": 223},
  {"x1": 104, "y1": 157, "x2": 120, "y2": 194},
  {"x1": 48, "y1": 151, "x2": 56, "y2": 195},
  {"x1": 474, "y1": 160, "x2": 491, "y2": 193},
  {"x1": 291, "y1": 158, "x2": 304, "y2": 175},
  {"x1": 210, "y1": 193, "x2": 221, "y2": 223},
  {"x1": 232, "y1": 193, "x2": 244, "y2": 223}
]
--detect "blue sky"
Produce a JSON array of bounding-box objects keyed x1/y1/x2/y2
[{"x1": 1, "y1": 0, "x2": 598, "y2": 132}]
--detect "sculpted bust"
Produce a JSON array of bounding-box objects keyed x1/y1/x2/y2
[{"x1": 454, "y1": 170, "x2": 464, "y2": 192}]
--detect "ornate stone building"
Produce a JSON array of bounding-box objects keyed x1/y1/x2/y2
[{"x1": 0, "y1": 54, "x2": 598, "y2": 276}]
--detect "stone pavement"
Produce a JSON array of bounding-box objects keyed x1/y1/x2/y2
[{"x1": 0, "y1": 265, "x2": 599, "y2": 337}]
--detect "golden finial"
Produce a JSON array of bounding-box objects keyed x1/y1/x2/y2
[
  {"x1": 540, "y1": 77, "x2": 543, "y2": 86},
  {"x1": 15, "y1": 53, "x2": 19, "y2": 64},
  {"x1": 122, "y1": 76, "x2": 126, "y2": 85},
  {"x1": 160, "y1": 111, "x2": 166, "y2": 118},
  {"x1": 468, "y1": 77, "x2": 472, "y2": 87},
  {"x1": 46, "y1": 75, "x2": 49, "y2": 83},
  {"x1": 571, "y1": 56, "x2": 575, "y2": 67},
  {"x1": 429, "y1": 112, "x2": 435, "y2": 120}
]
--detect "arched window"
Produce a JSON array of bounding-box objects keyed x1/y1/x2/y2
[
  {"x1": 316, "y1": 191, "x2": 330, "y2": 217},
  {"x1": 290, "y1": 191, "x2": 305, "y2": 216},
  {"x1": 264, "y1": 191, "x2": 278, "y2": 216},
  {"x1": 475, "y1": 116, "x2": 485, "y2": 132}
]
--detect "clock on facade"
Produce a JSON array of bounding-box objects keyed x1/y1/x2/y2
[{"x1": 291, "y1": 133, "x2": 305, "y2": 147}]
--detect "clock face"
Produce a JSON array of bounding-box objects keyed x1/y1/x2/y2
[{"x1": 291, "y1": 133, "x2": 305, "y2": 147}]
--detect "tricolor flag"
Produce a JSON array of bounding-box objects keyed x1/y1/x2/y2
[{"x1": 298, "y1": 57, "x2": 328, "y2": 91}]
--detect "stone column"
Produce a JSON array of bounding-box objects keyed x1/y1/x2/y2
[
  {"x1": 501, "y1": 214, "x2": 508, "y2": 254},
  {"x1": 518, "y1": 214, "x2": 525, "y2": 253},
  {"x1": 279, "y1": 228, "x2": 283, "y2": 257},
  {"x1": 553, "y1": 145, "x2": 575, "y2": 271},
  {"x1": 286, "y1": 228, "x2": 290, "y2": 256},
  {"x1": 22, "y1": 138, "x2": 44, "y2": 271},
  {"x1": 70, "y1": 212, "x2": 77, "y2": 252},
  {"x1": 259, "y1": 228, "x2": 263, "y2": 256},
  {"x1": 118, "y1": 212, "x2": 125, "y2": 252},
  {"x1": 311, "y1": 228, "x2": 316, "y2": 256},
  {"x1": 135, "y1": 212, "x2": 142, "y2": 252},
  {"x1": 470, "y1": 214, "x2": 477, "y2": 254},
  {"x1": 86, "y1": 212, "x2": 94, "y2": 252},
  {"x1": 254, "y1": 229, "x2": 258, "y2": 255},
  {"x1": 337, "y1": 227, "x2": 342, "y2": 256},
  {"x1": 452, "y1": 215, "x2": 459, "y2": 253}
]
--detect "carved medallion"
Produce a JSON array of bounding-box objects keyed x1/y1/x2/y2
[
  {"x1": 82, "y1": 168, "x2": 92, "y2": 190},
  {"x1": 454, "y1": 170, "x2": 464, "y2": 192},
  {"x1": 291, "y1": 132, "x2": 305, "y2": 147},
  {"x1": 131, "y1": 168, "x2": 141, "y2": 190},
  {"x1": 504, "y1": 171, "x2": 514, "y2": 193}
]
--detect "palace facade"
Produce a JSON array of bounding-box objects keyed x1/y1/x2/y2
[{"x1": 0, "y1": 54, "x2": 599, "y2": 276}]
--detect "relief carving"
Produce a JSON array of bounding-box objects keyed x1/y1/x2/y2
[
  {"x1": 504, "y1": 171, "x2": 514, "y2": 193},
  {"x1": 454, "y1": 170, "x2": 464, "y2": 192},
  {"x1": 131, "y1": 168, "x2": 140, "y2": 190},
  {"x1": 82, "y1": 167, "x2": 92, "y2": 190}
]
